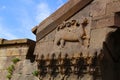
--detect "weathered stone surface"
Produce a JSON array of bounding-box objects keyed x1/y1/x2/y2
[
  {"x1": 33, "y1": 0, "x2": 120, "y2": 80},
  {"x1": 0, "y1": 39, "x2": 36, "y2": 80},
  {"x1": 0, "y1": 57, "x2": 7, "y2": 69},
  {"x1": 89, "y1": 28, "x2": 116, "y2": 56},
  {"x1": 1, "y1": 0, "x2": 120, "y2": 80},
  {"x1": 92, "y1": 13, "x2": 120, "y2": 29},
  {"x1": 34, "y1": 41, "x2": 54, "y2": 59},
  {"x1": 106, "y1": 1, "x2": 120, "y2": 14},
  {"x1": 90, "y1": 0, "x2": 107, "y2": 17},
  {"x1": 11, "y1": 60, "x2": 37, "y2": 80},
  {"x1": 0, "y1": 70, "x2": 7, "y2": 80},
  {"x1": 39, "y1": 30, "x2": 56, "y2": 42}
]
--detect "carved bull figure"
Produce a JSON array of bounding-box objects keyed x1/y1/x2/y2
[{"x1": 54, "y1": 20, "x2": 83, "y2": 48}]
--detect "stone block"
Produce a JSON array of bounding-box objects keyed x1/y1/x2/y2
[
  {"x1": 92, "y1": 13, "x2": 120, "y2": 29},
  {"x1": 40, "y1": 30, "x2": 55, "y2": 42},
  {"x1": 89, "y1": 27, "x2": 116, "y2": 56},
  {"x1": 35, "y1": 41, "x2": 54, "y2": 59},
  {"x1": 90, "y1": 0, "x2": 107, "y2": 17},
  {"x1": 106, "y1": 1, "x2": 120, "y2": 14},
  {"x1": 0, "y1": 70, "x2": 7, "y2": 80},
  {"x1": 0, "y1": 48, "x2": 7, "y2": 57},
  {"x1": 0, "y1": 57, "x2": 7, "y2": 69},
  {"x1": 11, "y1": 60, "x2": 37, "y2": 80}
]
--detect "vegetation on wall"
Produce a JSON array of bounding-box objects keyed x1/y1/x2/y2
[
  {"x1": 12, "y1": 58, "x2": 20, "y2": 64},
  {"x1": 6, "y1": 65, "x2": 15, "y2": 80},
  {"x1": 6, "y1": 57, "x2": 20, "y2": 80},
  {"x1": 32, "y1": 70, "x2": 39, "y2": 77}
]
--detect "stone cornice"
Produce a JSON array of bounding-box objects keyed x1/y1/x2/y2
[{"x1": 0, "y1": 39, "x2": 35, "y2": 46}]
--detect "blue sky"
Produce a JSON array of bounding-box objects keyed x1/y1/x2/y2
[{"x1": 0, "y1": 0, "x2": 67, "y2": 40}]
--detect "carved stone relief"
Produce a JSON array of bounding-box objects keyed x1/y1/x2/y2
[{"x1": 54, "y1": 19, "x2": 90, "y2": 49}]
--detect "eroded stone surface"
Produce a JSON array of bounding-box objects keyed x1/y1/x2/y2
[
  {"x1": 33, "y1": 0, "x2": 120, "y2": 80},
  {"x1": 0, "y1": 39, "x2": 36, "y2": 80}
]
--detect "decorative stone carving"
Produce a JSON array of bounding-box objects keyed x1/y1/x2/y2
[
  {"x1": 81, "y1": 18, "x2": 90, "y2": 48},
  {"x1": 54, "y1": 20, "x2": 82, "y2": 48},
  {"x1": 54, "y1": 18, "x2": 90, "y2": 49}
]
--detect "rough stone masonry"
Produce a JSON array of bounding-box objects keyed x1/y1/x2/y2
[
  {"x1": 0, "y1": 39, "x2": 37, "y2": 80},
  {"x1": 32, "y1": 0, "x2": 120, "y2": 80}
]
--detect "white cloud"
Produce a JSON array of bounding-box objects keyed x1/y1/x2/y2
[
  {"x1": 0, "y1": 22, "x2": 18, "y2": 40},
  {"x1": 0, "y1": 6, "x2": 6, "y2": 10},
  {"x1": 36, "y1": 2, "x2": 51, "y2": 23},
  {"x1": 0, "y1": 17, "x2": 18, "y2": 39},
  {"x1": 13, "y1": 10, "x2": 35, "y2": 40}
]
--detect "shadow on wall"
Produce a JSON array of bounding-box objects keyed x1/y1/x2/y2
[
  {"x1": 26, "y1": 42, "x2": 36, "y2": 63},
  {"x1": 101, "y1": 28, "x2": 120, "y2": 80}
]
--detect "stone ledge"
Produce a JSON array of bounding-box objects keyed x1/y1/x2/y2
[
  {"x1": 0, "y1": 39, "x2": 35, "y2": 46},
  {"x1": 33, "y1": 0, "x2": 93, "y2": 41},
  {"x1": 32, "y1": 26, "x2": 37, "y2": 35}
]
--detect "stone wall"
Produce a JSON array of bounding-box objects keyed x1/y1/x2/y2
[
  {"x1": 33, "y1": 0, "x2": 120, "y2": 60},
  {"x1": 0, "y1": 39, "x2": 37, "y2": 80},
  {"x1": 33, "y1": 0, "x2": 120, "y2": 80}
]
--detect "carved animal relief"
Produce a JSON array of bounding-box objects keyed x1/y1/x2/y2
[
  {"x1": 54, "y1": 20, "x2": 81, "y2": 48},
  {"x1": 54, "y1": 19, "x2": 90, "y2": 48}
]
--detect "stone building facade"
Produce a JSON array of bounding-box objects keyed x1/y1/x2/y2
[{"x1": 32, "y1": 0, "x2": 120, "y2": 80}]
